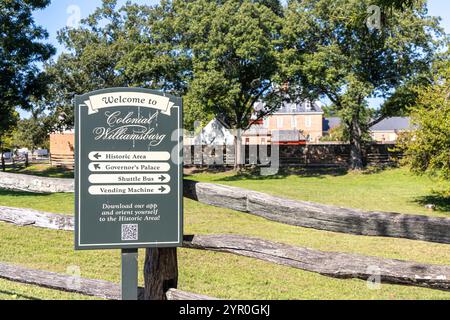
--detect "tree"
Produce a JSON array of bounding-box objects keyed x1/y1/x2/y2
[
  {"x1": 0, "y1": 111, "x2": 20, "y2": 171},
  {"x1": 282, "y1": 0, "x2": 446, "y2": 169},
  {"x1": 48, "y1": 0, "x2": 287, "y2": 168},
  {"x1": 398, "y1": 60, "x2": 450, "y2": 181},
  {"x1": 320, "y1": 125, "x2": 346, "y2": 143},
  {"x1": 0, "y1": 0, "x2": 55, "y2": 169},
  {"x1": 164, "y1": 0, "x2": 286, "y2": 168},
  {"x1": 172, "y1": 0, "x2": 284, "y2": 131},
  {"x1": 377, "y1": 0, "x2": 419, "y2": 10}
]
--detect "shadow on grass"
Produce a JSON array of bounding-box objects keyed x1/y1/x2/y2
[
  {"x1": 0, "y1": 290, "x2": 40, "y2": 300},
  {"x1": 415, "y1": 193, "x2": 450, "y2": 213},
  {"x1": 184, "y1": 166, "x2": 232, "y2": 175},
  {"x1": 361, "y1": 163, "x2": 399, "y2": 175},
  {"x1": 0, "y1": 189, "x2": 53, "y2": 197},
  {"x1": 186, "y1": 164, "x2": 406, "y2": 183},
  {"x1": 28, "y1": 166, "x2": 74, "y2": 179},
  {"x1": 5, "y1": 165, "x2": 74, "y2": 179},
  {"x1": 208, "y1": 166, "x2": 350, "y2": 182}
]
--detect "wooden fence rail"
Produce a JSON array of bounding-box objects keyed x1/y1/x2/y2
[
  {"x1": 1, "y1": 206, "x2": 449, "y2": 291},
  {"x1": 0, "y1": 172, "x2": 74, "y2": 194},
  {"x1": 1, "y1": 172, "x2": 450, "y2": 299},
  {"x1": 50, "y1": 154, "x2": 75, "y2": 169},
  {"x1": 0, "y1": 262, "x2": 215, "y2": 300},
  {"x1": 183, "y1": 180, "x2": 450, "y2": 244},
  {"x1": 185, "y1": 234, "x2": 450, "y2": 291},
  {"x1": 1, "y1": 172, "x2": 449, "y2": 244}
]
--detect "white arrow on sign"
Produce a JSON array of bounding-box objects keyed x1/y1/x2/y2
[
  {"x1": 88, "y1": 151, "x2": 170, "y2": 162},
  {"x1": 88, "y1": 162, "x2": 170, "y2": 172},
  {"x1": 89, "y1": 174, "x2": 170, "y2": 184},
  {"x1": 88, "y1": 185, "x2": 171, "y2": 195}
]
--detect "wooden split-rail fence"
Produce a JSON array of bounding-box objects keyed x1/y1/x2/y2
[
  {"x1": 50, "y1": 153, "x2": 75, "y2": 169},
  {"x1": 0, "y1": 172, "x2": 449, "y2": 300}
]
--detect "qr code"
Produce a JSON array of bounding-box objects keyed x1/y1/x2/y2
[{"x1": 121, "y1": 224, "x2": 138, "y2": 241}]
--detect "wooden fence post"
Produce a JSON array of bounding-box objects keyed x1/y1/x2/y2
[
  {"x1": 143, "y1": 248, "x2": 178, "y2": 300},
  {"x1": 1, "y1": 150, "x2": 5, "y2": 172}
]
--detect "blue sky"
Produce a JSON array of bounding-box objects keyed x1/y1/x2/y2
[
  {"x1": 33, "y1": 0, "x2": 450, "y2": 56},
  {"x1": 25, "y1": 0, "x2": 450, "y2": 118},
  {"x1": 34, "y1": 0, "x2": 160, "y2": 56}
]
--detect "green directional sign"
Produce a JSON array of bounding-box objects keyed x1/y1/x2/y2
[{"x1": 75, "y1": 88, "x2": 183, "y2": 250}]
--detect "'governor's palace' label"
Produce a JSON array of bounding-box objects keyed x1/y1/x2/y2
[{"x1": 75, "y1": 88, "x2": 183, "y2": 250}]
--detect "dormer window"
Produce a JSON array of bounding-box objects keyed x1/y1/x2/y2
[{"x1": 305, "y1": 101, "x2": 312, "y2": 111}]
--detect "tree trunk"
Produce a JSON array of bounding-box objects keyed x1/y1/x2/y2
[
  {"x1": 349, "y1": 115, "x2": 364, "y2": 170},
  {"x1": 143, "y1": 248, "x2": 178, "y2": 300},
  {"x1": 0, "y1": 140, "x2": 4, "y2": 172}
]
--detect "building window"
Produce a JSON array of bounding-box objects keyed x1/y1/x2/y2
[
  {"x1": 305, "y1": 101, "x2": 312, "y2": 111},
  {"x1": 277, "y1": 117, "x2": 284, "y2": 129},
  {"x1": 291, "y1": 117, "x2": 297, "y2": 129},
  {"x1": 263, "y1": 118, "x2": 269, "y2": 128},
  {"x1": 305, "y1": 116, "x2": 312, "y2": 128}
]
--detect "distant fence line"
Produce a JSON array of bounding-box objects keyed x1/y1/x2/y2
[
  {"x1": 184, "y1": 143, "x2": 402, "y2": 167},
  {"x1": 50, "y1": 153, "x2": 75, "y2": 169},
  {"x1": 5, "y1": 143, "x2": 402, "y2": 169}
]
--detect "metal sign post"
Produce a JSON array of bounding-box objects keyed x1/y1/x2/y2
[{"x1": 121, "y1": 248, "x2": 138, "y2": 300}]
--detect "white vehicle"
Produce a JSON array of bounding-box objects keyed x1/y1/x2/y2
[
  {"x1": 34, "y1": 149, "x2": 49, "y2": 159},
  {"x1": 1, "y1": 152, "x2": 12, "y2": 160}
]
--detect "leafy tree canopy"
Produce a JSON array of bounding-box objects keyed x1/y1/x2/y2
[
  {"x1": 46, "y1": 0, "x2": 192, "y2": 128},
  {"x1": 171, "y1": 0, "x2": 285, "y2": 129},
  {"x1": 47, "y1": 0, "x2": 448, "y2": 172},
  {"x1": 282, "y1": 0, "x2": 447, "y2": 168},
  {"x1": 399, "y1": 59, "x2": 450, "y2": 181},
  {"x1": 48, "y1": 0, "x2": 286, "y2": 131},
  {"x1": 0, "y1": 0, "x2": 55, "y2": 133},
  {"x1": 0, "y1": 0, "x2": 54, "y2": 173},
  {"x1": 11, "y1": 101, "x2": 55, "y2": 152}
]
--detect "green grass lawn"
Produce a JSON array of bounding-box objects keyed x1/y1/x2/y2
[
  {"x1": 0, "y1": 166, "x2": 449, "y2": 299},
  {"x1": 0, "y1": 189, "x2": 74, "y2": 213},
  {"x1": 187, "y1": 167, "x2": 450, "y2": 218},
  {"x1": 5, "y1": 163, "x2": 74, "y2": 179},
  {"x1": 1, "y1": 209, "x2": 450, "y2": 300},
  {"x1": 0, "y1": 278, "x2": 97, "y2": 300}
]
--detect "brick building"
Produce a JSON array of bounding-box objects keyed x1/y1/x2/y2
[
  {"x1": 323, "y1": 117, "x2": 411, "y2": 143},
  {"x1": 244, "y1": 100, "x2": 324, "y2": 144},
  {"x1": 49, "y1": 131, "x2": 75, "y2": 167}
]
